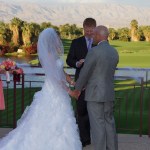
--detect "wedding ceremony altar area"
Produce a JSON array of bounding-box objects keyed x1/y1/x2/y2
[
  {"x1": 0, "y1": 67, "x2": 150, "y2": 134},
  {"x1": 0, "y1": 67, "x2": 150, "y2": 150}
]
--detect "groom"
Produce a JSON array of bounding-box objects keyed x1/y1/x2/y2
[
  {"x1": 74, "y1": 25, "x2": 119, "y2": 150},
  {"x1": 66, "y1": 18, "x2": 96, "y2": 147}
]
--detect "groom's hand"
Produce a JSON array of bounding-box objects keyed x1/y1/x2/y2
[
  {"x1": 72, "y1": 90, "x2": 81, "y2": 100},
  {"x1": 76, "y1": 59, "x2": 84, "y2": 68}
]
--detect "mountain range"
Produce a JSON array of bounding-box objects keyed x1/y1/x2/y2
[{"x1": 0, "y1": 1, "x2": 150, "y2": 28}]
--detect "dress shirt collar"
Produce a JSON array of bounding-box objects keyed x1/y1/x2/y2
[
  {"x1": 85, "y1": 37, "x2": 93, "y2": 42},
  {"x1": 98, "y1": 40, "x2": 107, "y2": 45}
]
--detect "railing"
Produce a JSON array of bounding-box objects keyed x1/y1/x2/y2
[
  {"x1": 0, "y1": 73, "x2": 44, "y2": 128},
  {"x1": 114, "y1": 76, "x2": 145, "y2": 137},
  {"x1": 0, "y1": 67, "x2": 150, "y2": 137}
]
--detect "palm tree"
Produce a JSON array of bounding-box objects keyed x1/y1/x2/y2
[
  {"x1": 143, "y1": 26, "x2": 150, "y2": 42},
  {"x1": 22, "y1": 22, "x2": 41, "y2": 46},
  {"x1": 0, "y1": 22, "x2": 7, "y2": 45},
  {"x1": 109, "y1": 28, "x2": 118, "y2": 40},
  {"x1": 130, "y1": 19, "x2": 139, "y2": 41},
  {"x1": 22, "y1": 22, "x2": 34, "y2": 45},
  {"x1": 59, "y1": 24, "x2": 71, "y2": 39},
  {"x1": 69, "y1": 24, "x2": 82, "y2": 39},
  {"x1": 0, "y1": 22, "x2": 12, "y2": 45},
  {"x1": 9, "y1": 17, "x2": 23, "y2": 45},
  {"x1": 117, "y1": 28, "x2": 130, "y2": 41},
  {"x1": 40, "y1": 22, "x2": 52, "y2": 31},
  {"x1": 30, "y1": 23, "x2": 41, "y2": 44}
]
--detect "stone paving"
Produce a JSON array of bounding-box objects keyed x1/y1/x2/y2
[
  {"x1": 0, "y1": 128, "x2": 150, "y2": 150},
  {"x1": 83, "y1": 134, "x2": 150, "y2": 150}
]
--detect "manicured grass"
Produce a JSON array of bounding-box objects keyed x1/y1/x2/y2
[
  {"x1": 0, "y1": 81, "x2": 149, "y2": 135},
  {"x1": 5, "y1": 52, "x2": 25, "y2": 56},
  {"x1": 110, "y1": 40, "x2": 150, "y2": 52},
  {"x1": 0, "y1": 87, "x2": 41, "y2": 127},
  {"x1": 62, "y1": 39, "x2": 150, "y2": 68},
  {"x1": 109, "y1": 40, "x2": 150, "y2": 68},
  {"x1": 114, "y1": 80, "x2": 150, "y2": 135},
  {"x1": 30, "y1": 39, "x2": 150, "y2": 67},
  {"x1": 1, "y1": 40, "x2": 150, "y2": 135}
]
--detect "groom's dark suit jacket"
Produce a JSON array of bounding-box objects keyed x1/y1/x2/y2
[
  {"x1": 66, "y1": 36, "x2": 88, "y2": 81},
  {"x1": 66, "y1": 36, "x2": 95, "y2": 145}
]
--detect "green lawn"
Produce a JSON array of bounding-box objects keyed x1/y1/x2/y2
[
  {"x1": 62, "y1": 39, "x2": 150, "y2": 68},
  {"x1": 30, "y1": 40, "x2": 150, "y2": 67},
  {"x1": 114, "y1": 80, "x2": 150, "y2": 135},
  {"x1": 110, "y1": 40, "x2": 150, "y2": 68},
  {"x1": 1, "y1": 40, "x2": 150, "y2": 135},
  {"x1": 0, "y1": 81, "x2": 149, "y2": 135},
  {"x1": 110, "y1": 40, "x2": 150, "y2": 52},
  {"x1": 0, "y1": 87, "x2": 41, "y2": 127}
]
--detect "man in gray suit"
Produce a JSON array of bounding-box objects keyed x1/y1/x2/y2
[{"x1": 74, "y1": 25, "x2": 119, "y2": 150}]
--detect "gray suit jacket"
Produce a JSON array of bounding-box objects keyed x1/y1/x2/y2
[{"x1": 75, "y1": 41, "x2": 119, "y2": 102}]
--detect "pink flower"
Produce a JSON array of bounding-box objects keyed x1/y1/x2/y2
[{"x1": 0, "y1": 59, "x2": 16, "y2": 71}]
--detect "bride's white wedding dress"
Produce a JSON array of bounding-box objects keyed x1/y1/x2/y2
[{"x1": 0, "y1": 28, "x2": 82, "y2": 150}]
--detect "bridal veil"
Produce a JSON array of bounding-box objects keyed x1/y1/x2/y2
[{"x1": 37, "y1": 28, "x2": 66, "y2": 88}]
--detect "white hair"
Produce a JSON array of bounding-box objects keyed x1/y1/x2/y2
[{"x1": 96, "y1": 25, "x2": 109, "y2": 37}]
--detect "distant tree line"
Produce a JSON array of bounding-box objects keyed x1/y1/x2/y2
[
  {"x1": 0, "y1": 17, "x2": 83, "y2": 55},
  {"x1": 0, "y1": 17, "x2": 150, "y2": 55},
  {"x1": 109, "y1": 20, "x2": 150, "y2": 42}
]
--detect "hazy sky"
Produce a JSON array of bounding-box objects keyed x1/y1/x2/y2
[{"x1": 2, "y1": 0, "x2": 150, "y2": 7}]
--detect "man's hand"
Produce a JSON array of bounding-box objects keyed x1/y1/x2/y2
[
  {"x1": 69, "y1": 89, "x2": 81, "y2": 99},
  {"x1": 76, "y1": 59, "x2": 84, "y2": 68},
  {"x1": 72, "y1": 89, "x2": 81, "y2": 99},
  {"x1": 70, "y1": 80, "x2": 76, "y2": 86}
]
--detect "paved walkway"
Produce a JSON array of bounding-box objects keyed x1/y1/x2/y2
[
  {"x1": 0, "y1": 128, "x2": 150, "y2": 150},
  {"x1": 83, "y1": 134, "x2": 150, "y2": 150}
]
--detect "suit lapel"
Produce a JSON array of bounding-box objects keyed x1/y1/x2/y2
[
  {"x1": 81, "y1": 36, "x2": 88, "y2": 53},
  {"x1": 82, "y1": 36, "x2": 96, "y2": 49},
  {"x1": 92, "y1": 43, "x2": 97, "y2": 48}
]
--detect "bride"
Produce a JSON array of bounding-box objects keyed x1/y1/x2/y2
[{"x1": 0, "y1": 28, "x2": 82, "y2": 150}]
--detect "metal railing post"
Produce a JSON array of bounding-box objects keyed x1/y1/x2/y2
[
  {"x1": 13, "y1": 75, "x2": 17, "y2": 128},
  {"x1": 139, "y1": 78, "x2": 144, "y2": 137},
  {"x1": 21, "y1": 74, "x2": 25, "y2": 113}
]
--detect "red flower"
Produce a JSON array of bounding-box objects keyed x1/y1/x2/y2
[{"x1": 0, "y1": 59, "x2": 16, "y2": 71}]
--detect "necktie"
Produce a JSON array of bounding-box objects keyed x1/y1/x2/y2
[{"x1": 87, "y1": 38, "x2": 92, "y2": 50}]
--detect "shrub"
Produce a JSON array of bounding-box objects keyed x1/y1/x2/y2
[{"x1": 23, "y1": 43, "x2": 37, "y2": 55}]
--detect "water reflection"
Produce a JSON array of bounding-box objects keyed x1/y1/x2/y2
[
  {"x1": 0, "y1": 55, "x2": 37, "y2": 64},
  {"x1": 0, "y1": 55, "x2": 75, "y2": 88}
]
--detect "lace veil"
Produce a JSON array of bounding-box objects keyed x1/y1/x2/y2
[{"x1": 37, "y1": 28, "x2": 66, "y2": 88}]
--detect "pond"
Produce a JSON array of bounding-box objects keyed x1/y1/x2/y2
[
  {"x1": 0, "y1": 56, "x2": 149, "y2": 88},
  {"x1": 0, "y1": 55, "x2": 75, "y2": 88},
  {"x1": 0, "y1": 55, "x2": 37, "y2": 64}
]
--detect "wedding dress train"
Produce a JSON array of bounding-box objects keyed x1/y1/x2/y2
[
  {"x1": 0, "y1": 28, "x2": 82, "y2": 150},
  {"x1": 0, "y1": 59, "x2": 81, "y2": 150}
]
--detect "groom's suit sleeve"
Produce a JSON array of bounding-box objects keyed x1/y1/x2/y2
[
  {"x1": 75, "y1": 49, "x2": 97, "y2": 91},
  {"x1": 66, "y1": 40, "x2": 77, "y2": 68}
]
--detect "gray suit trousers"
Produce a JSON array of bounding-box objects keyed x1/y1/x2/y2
[{"x1": 87, "y1": 101, "x2": 118, "y2": 150}]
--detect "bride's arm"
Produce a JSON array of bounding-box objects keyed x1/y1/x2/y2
[
  {"x1": 64, "y1": 71, "x2": 75, "y2": 86},
  {"x1": 61, "y1": 71, "x2": 77, "y2": 97},
  {"x1": 61, "y1": 80, "x2": 76, "y2": 97}
]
